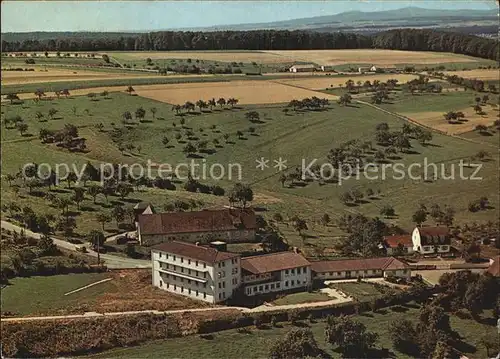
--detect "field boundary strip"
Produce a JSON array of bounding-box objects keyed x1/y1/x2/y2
[{"x1": 64, "y1": 278, "x2": 113, "y2": 296}]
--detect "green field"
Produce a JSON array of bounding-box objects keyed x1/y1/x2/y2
[
  {"x1": 330, "y1": 282, "x2": 389, "y2": 301},
  {"x1": 272, "y1": 291, "x2": 331, "y2": 305},
  {"x1": 1, "y1": 89, "x2": 498, "y2": 247},
  {"x1": 85, "y1": 303, "x2": 496, "y2": 359},
  {"x1": 1, "y1": 272, "x2": 111, "y2": 315}
]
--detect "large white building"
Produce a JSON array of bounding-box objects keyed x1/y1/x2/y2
[
  {"x1": 412, "y1": 226, "x2": 451, "y2": 255},
  {"x1": 151, "y1": 241, "x2": 412, "y2": 303},
  {"x1": 240, "y1": 251, "x2": 312, "y2": 296},
  {"x1": 151, "y1": 241, "x2": 241, "y2": 304}
]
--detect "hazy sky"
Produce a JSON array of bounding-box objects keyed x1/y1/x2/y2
[{"x1": 1, "y1": 1, "x2": 497, "y2": 32}]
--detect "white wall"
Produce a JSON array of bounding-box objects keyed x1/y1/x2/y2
[
  {"x1": 384, "y1": 268, "x2": 411, "y2": 279},
  {"x1": 243, "y1": 266, "x2": 311, "y2": 296},
  {"x1": 412, "y1": 228, "x2": 422, "y2": 252},
  {"x1": 412, "y1": 228, "x2": 450, "y2": 254},
  {"x1": 151, "y1": 249, "x2": 241, "y2": 304},
  {"x1": 314, "y1": 269, "x2": 383, "y2": 280}
]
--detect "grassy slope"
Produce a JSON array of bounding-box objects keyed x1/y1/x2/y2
[
  {"x1": 1, "y1": 272, "x2": 111, "y2": 315},
  {"x1": 1, "y1": 91, "x2": 498, "y2": 243},
  {"x1": 84, "y1": 303, "x2": 495, "y2": 359}
]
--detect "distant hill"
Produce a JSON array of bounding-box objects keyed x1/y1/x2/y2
[
  {"x1": 173, "y1": 7, "x2": 498, "y2": 31},
  {"x1": 2, "y1": 7, "x2": 497, "y2": 42}
]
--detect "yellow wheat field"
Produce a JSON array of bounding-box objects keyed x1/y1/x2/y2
[
  {"x1": 264, "y1": 49, "x2": 481, "y2": 66},
  {"x1": 134, "y1": 80, "x2": 339, "y2": 105},
  {"x1": 7, "y1": 80, "x2": 339, "y2": 105},
  {"x1": 443, "y1": 69, "x2": 500, "y2": 80},
  {"x1": 1, "y1": 67, "x2": 167, "y2": 85},
  {"x1": 402, "y1": 106, "x2": 499, "y2": 134},
  {"x1": 112, "y1": 51, "x2": 294, "y2": 63}
]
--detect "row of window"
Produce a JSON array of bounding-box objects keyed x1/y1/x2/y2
[
  {"x1": 161, "y1": 263, "x2": 209, "y2": 278},
  {"x1": 217, "y1": 258, "x2": 238, "y2": 267},
  {"x1": 284, "y1": 267, "x2": 308, "y2": 275},
  {"x1": 159, "y1": 280, "x2": 207, "y2": 299},
  {"x1": 324, "y1": 270, "x2": 380, "y2": 276},
  {"x1": 158, "y1": 252, "x2": 208, "y2": 268},
  {"x1": 422, "y1": 245, "x2": 449, "y2": 251},
  {"x1": 246, "y1": 279, "x2": 308, "y2": 294},
  {"x1": 162, "y1": 273, "x2": 208, "y2": 288}
]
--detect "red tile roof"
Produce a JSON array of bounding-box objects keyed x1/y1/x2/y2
[
  {"x1": 384, "y1": 235, "x2": 413, "y2": 248},
  {"x1": 310, "y1": 257, "x2": 409, "y2": 273},
  {"x1": 417, "y1": 226, "x2": 450, "y2": 237},
  {"x1": 416, "y1": 226, "x2": 451, "y2": 246},
  {"x1": 138, "y1": 209, "x2": 257, "y2": 235},
  {"x1": 152, "y1": 241, "x2": 239, "y2": 264},
  {"x1": 486, "y1": 256, "x2": 500, "y2": 277},
  {"x1": 241, "y1": 252, "x2": 311, "y2": 274}
]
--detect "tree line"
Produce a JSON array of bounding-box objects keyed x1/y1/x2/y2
[{"x1": 2, "y1": 28, "x2": 497, "y2": 61}]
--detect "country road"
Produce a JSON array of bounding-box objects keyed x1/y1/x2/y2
[{"x1": 1, "y1": 220, "x2": 151, "y2": 269}]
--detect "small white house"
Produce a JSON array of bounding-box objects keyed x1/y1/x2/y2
[
  {"x1": 384, "y1": 235, "x2": 414, "y2": 255},
  {"x1": 289, "y1": 64, "x2": 316, "y2": 73},
  {"x1": 358, "y1": 65, "x2": 377, "y2": 74},
  {"x1": 412, "y1": 227, "x2": 451, "y2": 255}
]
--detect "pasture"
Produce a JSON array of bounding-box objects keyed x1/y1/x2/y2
[
  {"x1": 2, "y1": 88, "x2": 498, "y2": 247},
  {"x1": 274, "y1": 73, "x2": 419, "y2": 90},
  {"x1": 373, "y1": 91, "x2": 499, "y2": 134}
]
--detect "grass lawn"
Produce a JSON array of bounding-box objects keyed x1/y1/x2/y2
[
  {"x1": 1, "y1": 272, "x2": 111, "y2": 315},
  {"x1": 84, "y1": 302, "x2": 496, "y2": 359},
  {"x1": 272, "y1": 291, "x2": 331, "y2": 305},
  {"x1": 330, "y1": 282, "x2": 388, "y2": 301},
  {"x1": 0, "y1": 270, "x2": 206, "y2": 316}
]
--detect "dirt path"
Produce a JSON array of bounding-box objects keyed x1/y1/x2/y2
[{"x1": 64, "y1": 278, "x2": 113, "y2": 296}]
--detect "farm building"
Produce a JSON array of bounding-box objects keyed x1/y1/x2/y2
[
  {"x1": 383, "y1": 234, "x2": 414, "y2": 255},
  {"x1": 411, "y1": 226, "x2": 451, "y2": 255},
  {"x1": 358, "y1": 65, "x2": 378, "y2": 74},
  {"x1": 241, "y1": 251, "x2": 312, "y2": 296},
  {"x1": 311, "y1": 257, "x2": 410, "y2": 280},
  {"x1": 151, "y1": 241, "x2": 241, "y2": 303},
  {"x1": 137, "y1": 208, "x2": 257, "y2": 246},
  {"x1": 133, "y1": 202, "x2": 155, "y2": 227},
  {"x1": 289, "y1": 64, "x2": 317, "y2": 73}
]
